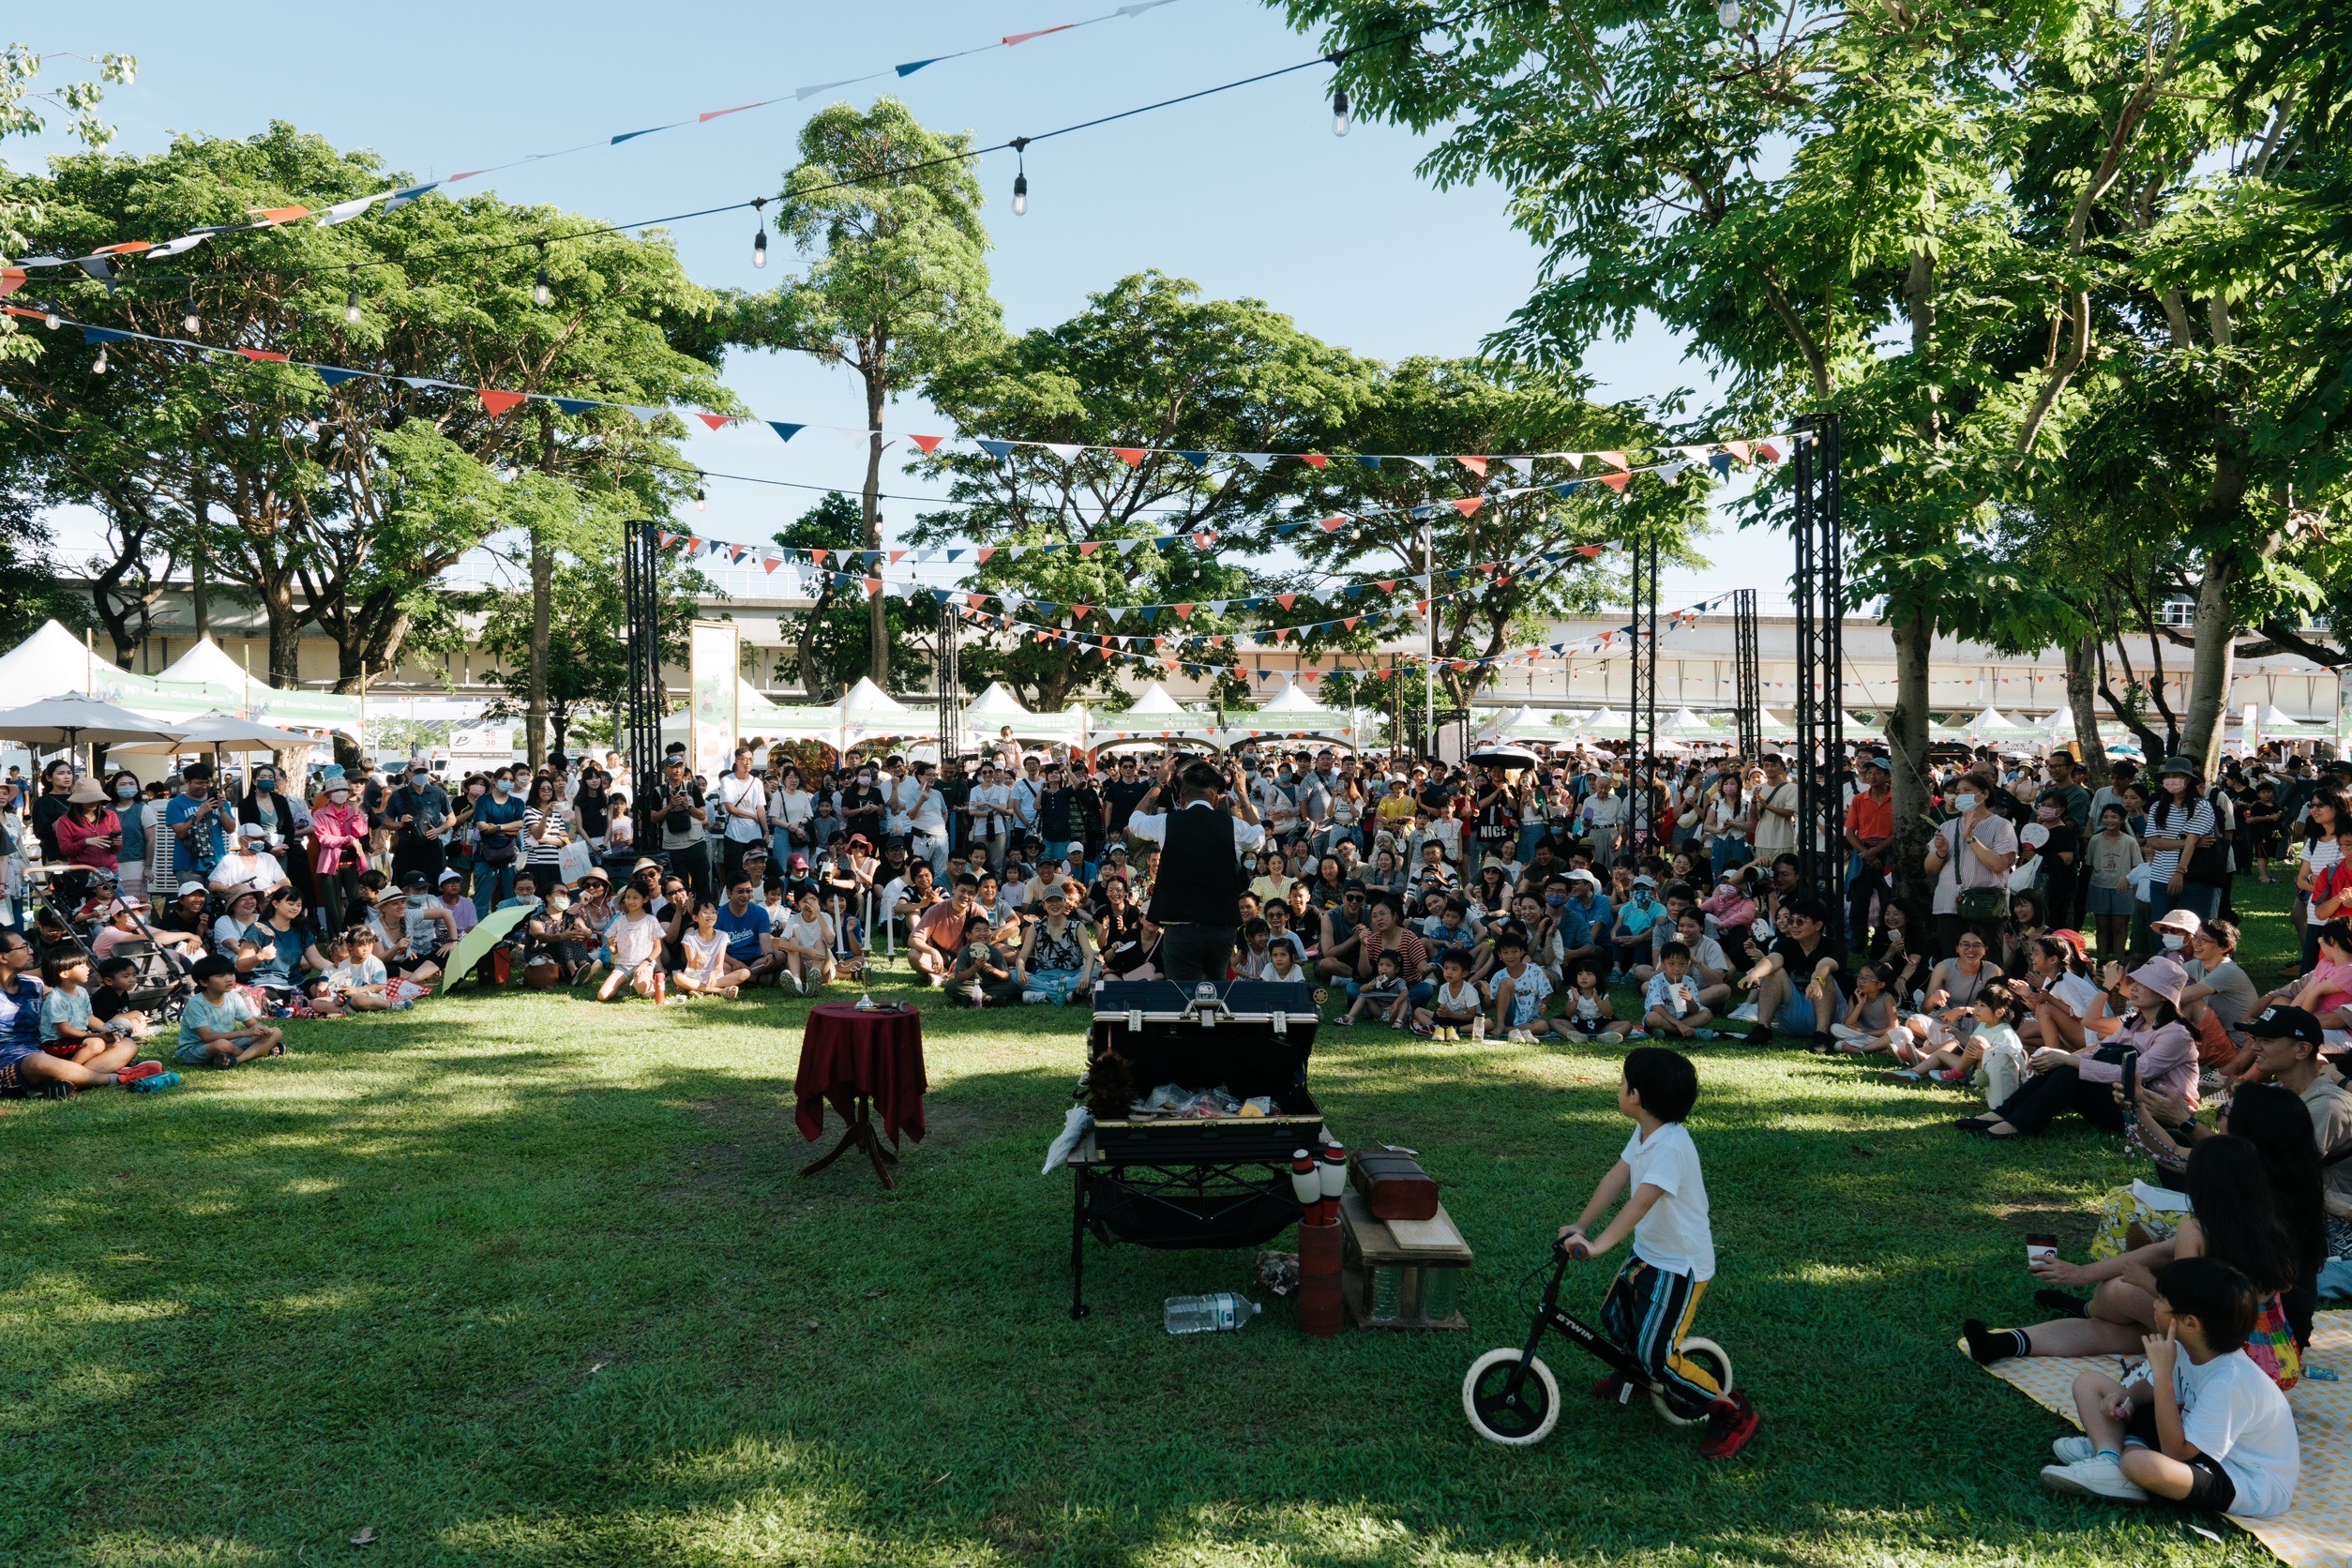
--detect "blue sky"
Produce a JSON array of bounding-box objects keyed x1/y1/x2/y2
[{"x1": 10, "y1": 0, "x2": 1791, "y2": 606}]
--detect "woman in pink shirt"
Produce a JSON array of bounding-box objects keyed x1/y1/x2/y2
[
  {"x1": 309, "y1": 776, "x2": 371, "y2": 932},
  {"x1": 54, "y1": 778, "x2": 123, "y2": 874}
]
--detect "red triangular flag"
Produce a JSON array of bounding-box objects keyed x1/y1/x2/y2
[
  {"x1": 1455, "y1": 456, "x2": 1487, "y2": 476},
  {"x1": 1319, "y1": 515, "x2": 1345, "y2": 533},
  {"x1": 1078, "y1": 541, "x2": 1100, "y2": 557},
  {"x1": 1302, "y1": 452, "x2": 1328, "y2": 469},
  {"x1": 696, "y1": 413, "x2": 734, "y2": 430},
  {"x1": 974, "y1": 548, "x2": 997, "y2": 564},
  {"x1": 1377, "y1": 580, "x2": 1396, "y2": 595},
  {"x1": 887, "y1": 550, "x2": 908, "y2": 565},
  {"x1": 1345, "y1": 616, "x2": 1361, "y2": 630},
  {"x1": 684, "y1": 537, "x2": 702, "y2": 552},
  {"x1": 1191, "y1": 532, "x2": 1214, "y2": 550},
  {"x1": 657, "y1": 532, "x2": 678, "y2": 549},
  {"x1": 966, "y1": 594, "x2": 988, "y2": 610},
  {"x1": 763, "y1": 557, "x2": 782, "y2": 574},
  {"x1": 1599, "y1": 473, "x2": 1630, "y2": 491},
  {"x1": 911, "y1": 433, "x2": 944, "y2": 454},
  {"x1": 863, "y1": 578, "x2": 883, "y2": 596},
  {"x1": 1274, "y1": 627, "x2": 1290, "y2": 643},
  {"x1": 1415, "y1": 599, "x2": 1430, "y2": 614},
  {"x1": 1577, "y1": 545, "x2": 1603, "y2": 558},
  {"x1": 1112, "y1": 447, "x2": 1147, "y2": 467},
  {"x1": 1453, "y1": 497, "x2": 1485, "y2": 517},
  {"x1": 1276, "y1": 593, "x2": 1296, "y2": 611},
  {"x1": 1072, "y1": 603, "x2": 1092, "y2": 620},
  {"x1": 479, "y1": 388, "x2": 527, "y2": 417},
  {"x1": 1172, "y1": 604, "x2": 1195, "y2": 620},
  {"x1": 809, "y1": 549, "x2": 827, "y2": 565},
  {"x1": 237, "y1": 348, "x2": 291, "y2": 363},
  {"x1": 1723, "y1": 440, "x2": 1752, "y2": 463},
  {"x1": 1755, "y1": 441, "x2": 1784, "y2": 463},
  {"x1": 0, "y1": 269, "x2": 24, "y2": 299}
]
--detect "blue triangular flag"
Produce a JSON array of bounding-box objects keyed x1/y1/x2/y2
[
  {"x1": 316, "y1": 366, "x2": 369, "y2": 386},
  {"x1": 896, "y1": 57, "x2": 942, "y2": 76},
  {"x1": 976, "y1": 439, "x2": 1016, "y2": 460},
  {"x1": 1710, "y1": 453, "x2": 1734, "y2": 475},
  {"x1": 80, "y1": 324, "x2": 132, "y2": 343},
  {"x1": 611, "y1": 125, "x2": 674, "y2": 144},
  {"x1": 550, "y1": 397, "x2": 601, "y2": 415},
  {"x1": 768, "y1": 422, "x2": 806, "y2": 443},
  {"x1": 1354, "y1": 455, "x2": 1381, "y2": 470},
  {"x1": 1175, "y1": 450, "x2": 1210, "y2": 468},
  {"x1": 1554, "y1": 481, "x2": 1582, "y2": 496}
]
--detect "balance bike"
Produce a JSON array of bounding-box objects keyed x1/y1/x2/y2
[{"x1": 1462, "y1": 1240, "x2": 1733, "y2": 1447}]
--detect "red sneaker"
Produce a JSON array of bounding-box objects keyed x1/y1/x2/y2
[
  {"x1": 1699, "y1": 1391, "x2": 1758, "y2": 1459},
  {"x1": 116, "y1": 1060, "x2": 166, "y2": 1084}
]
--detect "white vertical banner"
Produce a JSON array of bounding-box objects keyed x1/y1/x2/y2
[
  {"x1": 2339, "y1": 669, "x2": 2352, "y2": 755},
  {"x1": 688, "y1": 621, "x2": 740, "y2": 783},
  {"x1": 2243, "y1": 701, "x2": 2259, "y2": 753}
]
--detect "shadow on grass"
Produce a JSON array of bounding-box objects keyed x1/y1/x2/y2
[{"x1": 0, "y1": 980, "x2": 2258, "y2": 1566}]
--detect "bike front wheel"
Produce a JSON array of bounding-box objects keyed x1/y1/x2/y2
[
  {"x1": 1650, "y1": 1336, "x2": 1733, "y2": 1427},
  {"x1": 1462, "y1": 1347, "x2": 1560, "y2": 1446}
]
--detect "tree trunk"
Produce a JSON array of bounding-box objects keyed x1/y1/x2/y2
[
  {"x1": 1887, "y1": 614, "x2": 1937, "y2": 917},
  {"x1": 527, "y1": 531, "x2": 552, "y2": 769},
  {"x1": 2065, "y1": 635, "x2": 2102, "y2": 763},
  {"x1": 797, "y1": 585, "x2": 837, "y2": 701},
  {"x1": 2181, "y1": 551, "x2": 2239, "y2": 775},
  {"x1": 862, "y1": 364, "x2": 888, "y2": 688},
  {"x1": 261, "y1": 580, "x2": 303, "y2": 688}
]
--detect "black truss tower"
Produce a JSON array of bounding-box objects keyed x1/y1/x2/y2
[
  {"x1": 1732, "y1": 587, "x2": 1761, "y2": 758},
  {"x1": 937, "y1": 609, "x2": 963, "y2": 761},
  {"x1": 1625, "y1": 530, "x2": 1661, "y2": 857},
  {"x1": 621, "y1": 520, "x2": 666, "y2": 808},
  {"x1": 1791, "y1": 414, "x2": 1845, "y2": 916}
]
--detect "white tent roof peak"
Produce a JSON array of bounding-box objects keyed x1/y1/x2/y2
[
  {"x1": 964, "y1": 682, "x2": 1034, "y2": 718},
  {"x1": 1123, "y1": 681, "x2": 1193, "y2": 716},
  {"x1": 157, "y1": 636, "x2": 250, "y2": 689},
  {"x1": 1968, "y1": 704, "x2": 2018, "y2": 731},
  {"x1": 0, "y1": 619, "x2": 96, "y2": 698},
  {"x1": 1259, "y1": 681, "x2": 1334, "y2": 714},
  {"x1": 838, "y1": 677, "x2": 913, "y2": 719}
]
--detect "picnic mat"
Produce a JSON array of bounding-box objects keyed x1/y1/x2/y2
[{"x1": 1970, "y1": 1310, "x2": 2352, "y2": 1567}]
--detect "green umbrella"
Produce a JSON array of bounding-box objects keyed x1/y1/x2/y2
[{"x1": 435, "y1": 903, "x2": 536, "y2": 997}]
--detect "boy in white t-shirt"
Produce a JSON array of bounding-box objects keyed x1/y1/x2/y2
[
  {"x1": 1560, "y1": 1047, "x2": 1758, "y2": 1458},
  {"x1": 2042, "y1": 1255, "x2": 2299, "y2": 1516}
]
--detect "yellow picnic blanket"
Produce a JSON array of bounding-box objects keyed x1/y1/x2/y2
[{"x1": 1973, "y1": 1310, "x2": 2352, "y2": 1567}]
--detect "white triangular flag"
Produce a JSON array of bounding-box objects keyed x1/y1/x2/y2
[
  {"x1": 1503, "y1": 458, "x2": 1533, "y2": 480},
  {"x1": 1043, "y1": 443, "x2": 1083, "y2": 461}
]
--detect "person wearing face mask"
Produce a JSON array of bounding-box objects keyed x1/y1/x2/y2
[
  {"x1": 471, "y1": 771, "x2": 529, "y2": 912},
  {"x1": 105, "y1": 773, "x2": 152, "y2": 904},
  {"x1": 384, "y1": 762, "x2": 451, "y2": 888},
  {"x1": 2147, "y1": 755, "x2": 2224, "y2": 929},
  {"x1": 1925, "y1": 768, "x2": 2018, "y2": 957},
  {"x1": 241, "y1": 763, "x2": 318, "y2": 915},
  {"x1": 308, "y1": 769, "x2": 372, "y2": 933},
  {"x1": 2031, "y1": 788, "x2": 2084, "y2": 930}
]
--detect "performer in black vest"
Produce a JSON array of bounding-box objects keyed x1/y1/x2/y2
[{"x1": 1125, "y1": 757, "x2": 1264, "y2": 986}]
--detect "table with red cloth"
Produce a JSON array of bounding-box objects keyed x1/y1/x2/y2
[{"x1": 795, "y1": 1001, "x2": 927, "y2": 1189}]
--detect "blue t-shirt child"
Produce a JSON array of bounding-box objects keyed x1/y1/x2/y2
[{"x1": 177, "y1": 989, "x2": 257, "y2": 1063}]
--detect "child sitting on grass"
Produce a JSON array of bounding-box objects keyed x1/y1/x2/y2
[
  {"x1": 1414, "y1": 951, "x2": 1485, "y2": 1040},
  {"x1": 1886, "y1": 982, "x2": 2024, "y2": 1097},
  {"x1": 1642, "y1": 942, "x2": 1711, "y2": 1042},
  {"x1": 177, "y1": 955, "x2": 286, "y2": 1068},
  {"x1": 1490, "y1": 928, "x2": 1555, "y2": 1044},
  {"x1": 329, "y1": 930, "x2": 397, "y2": 1012},
  {"x1": 88, "y1": 956, "x2": 153, "y2": 1039},
  {"x1": 1559, "y1": 1046, "x2": 1758, "y2": 1458},
  {"x1": 1345, "y1": 950, "x2": 1411, "y2": 1029},
  {"x1": 40, "y1": 953, "x2": 138, "y2": 1061},
  {"x1": 1560, "y1": 962, "x2": 1628, "y2": 1044},
  {"x1": 2041, "y1": 1255, "x2": 2297, "y2": 1516}
]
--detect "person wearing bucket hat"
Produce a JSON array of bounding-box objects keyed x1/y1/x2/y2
[
  {"x1": 53, "y1": 776, "x2": 124, "y2": 888},
  {"x1": 1963, "y1": 956, "x2": 2197, "y2": 1138},
  {"x1": 2145, "y1": 754, "x2": 2223, "y2": 928}
]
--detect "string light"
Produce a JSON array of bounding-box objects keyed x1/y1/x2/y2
[
  {"x1": 1010, "y1": 137, "x2": 1030, "y2": 217},
  {"x1": 92, "y1": 345, "x2": 108, "y2": 374},
  {"x1": 44, "y1": 310, "x2": 59, "y2": 330},
  {"x1": 344, "y1": 290, "x2": 362, "y2": 324},
  {"x1": 751, "y1": 197, "x2": 769, "y2": 268},
  {"x1": 1332, "y1": 84, "x2": 1350, "y2": 137},
  {"x1": 1718, "y1": 0, "x2": 1741, "y2": 25},
  {"x1": 693, "y1": 483, "x2": 707, "y2": 511},
  {"x1": 182, "y1": 305, "x2": 200, "y2": 335},
  {"x1": 534, "y1": 242, "x2": 551, "y2": 308}
]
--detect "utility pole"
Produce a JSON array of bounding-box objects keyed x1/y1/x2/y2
[{"x1": 1423, "y1": 523, "x2": 1436, "y2": 753}]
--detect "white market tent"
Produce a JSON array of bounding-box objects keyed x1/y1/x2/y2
[
  {"x1": 1088, "y1": 680, "x2": 1215, "y2": 746},
  {"x1": 0, "y1": 620, "x2": 104, "y2": 698},
  {"x1": 960, "y1": 681, "x2": 1086, "y2": 746},
  {"x1": 1965, "y1": 705, "x2": 2020, "y2": 736},
  {"x1": 156, "y1": 636, "x2": 253, "y2": 692},
  {"x1": 1210, "y1": 680, "x2": 1364, "y2": 748},
  {"x1": 1662, "y1": 706, "x2": 1721, "y2": 738},
  {"x1": 2262, "y1": 702, "x2": 2323, "y2": 734},
  {"x1": 110, "y1": 712, "x2": 310, "y2": 755}
]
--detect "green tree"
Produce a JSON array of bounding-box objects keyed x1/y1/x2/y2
[
  {"x1": 912, "y1": 271, "x2": 1368, "y2": 707},
  {"x1": 743, "y1": 98, "x2": 1002, "y2": 689},
  {"x1": 1284, "y1": 0, "x2": 2349, "y2": 904},
  {"x1": 1, "y1": 124, "x2": 731, "y2": 753},
  {"x1": 0, "y1": 43, "x2": 133, "y2": 279},
  {"x1": 769, "y1": 490, "x2": 936, "y2": 699}
]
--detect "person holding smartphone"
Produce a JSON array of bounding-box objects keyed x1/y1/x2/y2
[
  {"x1": 1961, "y1": 957, "x2": 2195, "y2": 1139},
  {"x1": 164, "y1": 762, "x2": 230, "y2": 882}
]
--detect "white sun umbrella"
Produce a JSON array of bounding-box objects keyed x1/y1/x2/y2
[
  {"x1": 0, "y1": 692, "x2": 188, "y2": 749},
  {"x1": 107, "y1": 712, "x2": 312, "y2": 755}
]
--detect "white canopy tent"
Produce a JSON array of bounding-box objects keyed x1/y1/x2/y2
[
  {"x1": 1662, "y1": 707, "x2": 1722, "y2": 738},
  {"x1": 1089, "y1": 681, "x2": 1213, "y2": 746},
  {"x1": 155, "y1": 637, "x2": 253, "y2": 693},
  {"x1": 960, "y1": 681, "x2": 1086, "y2": 746},
  {"x1": 0, "y1": 620, "x2": 104, "y2": 699},
  {"x1": 1210, "y1": 680, "x2": 1364, "y2": 749}
]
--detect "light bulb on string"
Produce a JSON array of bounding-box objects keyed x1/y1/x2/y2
[
  {"x1": 1718, "y1": 0, "x2": 1741, "y2": 26},
  {"x1": 533, "y1": 241, "x2": 551, "y2": 308},
  {"x1": 1332, "y1": 84, "x2": 1351, "y2": 137},
  {"x1": 92, "y1": 346, "x2": 108, "y2": 374},
  {"x1": 43, "y1": 310, "x2": 60, "y2": 330},
  {"x1": 344, "y1": 290, "x2": 361, "y2": 324},
  {"x1": 751, "y1": 197, "x2": 769, "y2": 268},
  {"x1": 1010, "y1": 137, "x2": 1032, "y2": 218},
  {"x1": 693, "y1": 484, "x2": 707, "y2": 512},
  {"x1": 182, "y1": 307, "x2": 201, "y2": 335}
]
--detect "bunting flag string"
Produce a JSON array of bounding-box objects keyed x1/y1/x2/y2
[
  {"x1": 0, "y1": 2, "x2": 1187, "y2": 279},
  {"x1": 0, "y1": 306, "x2": 1800, "y2": 488}
]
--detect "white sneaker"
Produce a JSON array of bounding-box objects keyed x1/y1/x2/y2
[
  {"x1": 2050, "y1": 1435, "x2": 2094, "y2": 1465},
  {"x1": 1729, "y1": 1003, "x2": 1759, "y2": 1023},
  {"x1": 2041, "y1": 1456, "x2": 2148, "y2": 1502}
]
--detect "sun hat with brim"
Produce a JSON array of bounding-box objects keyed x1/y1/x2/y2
[
  {"x1": 2148, "y1": 908, "x2": 2202, "y2": 936},
  {"x1": 1567, "y1": 869, "x2": 1602, "y2": 887},
  {"x1": 2126, "y1": 956, "x2": 2189, "y2": 1006},
  {"x1": 176, "y1": 881, "x2": 207, "y2": 898},
  {"x1": 631, "y1": 858, "x2": 661, "y2": 873},
  {"x1": 2158, "y1": 754, "x2": 2200, "y2": 777},
  {"x1": 66, "y1": 777, "x2": 108, "y2": 805},
  {"x1": 580, "y1": 867, "x2": 611, "y2": 884}
]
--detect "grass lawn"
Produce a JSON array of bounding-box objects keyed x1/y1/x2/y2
[{"x1": 2, "y1": 882, "x2": 2307, "y2": 1567}]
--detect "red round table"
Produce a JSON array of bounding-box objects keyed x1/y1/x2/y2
[{"x1": 795, "y1": 1001, "x2": 927, "y2": 1190}]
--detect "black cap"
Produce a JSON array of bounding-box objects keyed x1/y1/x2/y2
[
  {"x1": 2245, "y1": 1004, "x2": 2324, "y2": 1049},
  {"x1": 399, "y1": 871, "x2": 430, "y2": 892}
]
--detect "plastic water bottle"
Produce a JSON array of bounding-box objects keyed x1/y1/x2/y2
[{"x1": 1163, "y1": 1292, "x2": 1261, "y2": 1335}]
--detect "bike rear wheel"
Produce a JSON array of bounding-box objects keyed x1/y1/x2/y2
[
  {"x1": 1462, "y1": 1347, "x2": 1560, "y2": 1446},
  {"x1": 1650, "y1": 1336, "x2": 1732, "y2": 1427}
]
